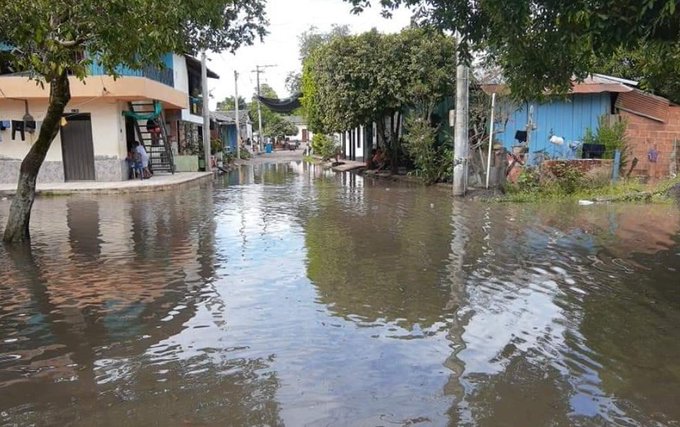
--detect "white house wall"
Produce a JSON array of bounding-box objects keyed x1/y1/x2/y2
[
  {"x1": 172, "y1": 54, "x2": 189, "y2": 94},
  {"x1": 172, "y1": 53, "x2": 204, "y2": 125},
  {"x1": 0, "y1": 99, "x2": 128, "y2": 183}
]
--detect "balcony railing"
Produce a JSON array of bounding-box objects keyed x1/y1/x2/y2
[{"x1": 89, "y1": 63, "x2": 174, "y2": 87}]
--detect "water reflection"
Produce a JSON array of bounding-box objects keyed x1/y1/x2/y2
[
  {"x1": 445, "y1": 202, "x2": 680, "y2": 426},
  {"x1": 1, "y1": 163, "x2": 679, "y2": 426}
]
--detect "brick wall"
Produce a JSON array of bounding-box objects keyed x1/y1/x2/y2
[{"x1": 622, "y1": 109, "x2": 680, "y2": 180}]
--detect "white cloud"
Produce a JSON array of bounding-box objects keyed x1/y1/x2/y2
[{"x1": 207, "y1": 0, "x2": 412, "y2": 109}]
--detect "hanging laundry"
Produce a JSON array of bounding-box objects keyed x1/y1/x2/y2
[
  {"x1": 0, "y1": 121, "x2": 9, "y2": 131},
  {"x1": 25, "y1": 120, "x2": 36, "y2": 134},
  {"x1": 12, "y1": 120, "x2": 25, "y2": 141}
]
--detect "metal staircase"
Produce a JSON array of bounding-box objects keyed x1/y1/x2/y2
[{"x1": 127, "y1": 101, "x2": 175, "y2": 174}]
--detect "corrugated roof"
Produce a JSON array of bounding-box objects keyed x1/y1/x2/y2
[
  {"x1": 481, "y1": 74, "x2": 636, "y2": 95},
  {"x1": 616, "y1": 89, "x2": 670, "y2": 123},
  {"x1": 210, "y1": 110, "x2": 251, "y2": 124}
]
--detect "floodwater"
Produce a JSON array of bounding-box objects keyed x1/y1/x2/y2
[{"x1": 1, "y1": 161, "x2": 679, "y2": 427}]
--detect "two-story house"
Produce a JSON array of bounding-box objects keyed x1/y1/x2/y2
[{"x1": 0, "y1": 52, "x2": 218, "y2": 184}]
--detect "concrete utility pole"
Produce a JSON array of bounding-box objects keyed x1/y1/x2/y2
[
  {"x1": 453, "y1": 33, "x2": 470, "y2": 196},
  {"x1": 234, "y1": 70, "x2": 241, "y2": 160},
  {"x1": 252, "y1": 64, "x2": 276, "y2": 152},
  {"x1": 201, "y1": 51, "x2": 211, "y2": 172}
]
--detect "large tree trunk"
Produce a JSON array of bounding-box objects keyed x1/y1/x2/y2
[{"x1": 3, "y1": 72, "x2": 71, "y2": 244}]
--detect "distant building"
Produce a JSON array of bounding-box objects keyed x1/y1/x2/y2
[
  {"x1": 210, "y1": 110, "x2": 253, "y2": 151},
  {"x1": 285, "y1": 116, "x2": 313, "y2": 144}
]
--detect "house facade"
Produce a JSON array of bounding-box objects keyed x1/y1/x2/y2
[
  {"x1": 484, "y1": 74, "x2": 680, "y2": 180},
  {"x1": 0, "y1": 53, "x2": 217, "y2": 184}
]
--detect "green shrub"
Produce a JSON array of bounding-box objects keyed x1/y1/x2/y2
[
  {"x1": 312, "y1": 134, "x2": 338, "y2": 161},
  {"x1": 403, "y1": 115, "x2": 451, "y2": 184},
  {"x1": 583, "y1": 115, "x2": 629, "y2": 170}
]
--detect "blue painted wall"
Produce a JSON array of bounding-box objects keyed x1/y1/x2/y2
[
  {"x1": 495, "y1": 93, "x2": 612, "y2": 163},
  {"x1": 225, "y1": 125, "x2": 237, "y2": 151}
]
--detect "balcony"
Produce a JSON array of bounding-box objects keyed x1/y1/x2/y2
[{"x1": 89, "y1": 63, "x2": 174, "y2": 87}]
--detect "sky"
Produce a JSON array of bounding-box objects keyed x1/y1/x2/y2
[{"x1": 207, "y1": 0, "x2": 412, "y2": 110}]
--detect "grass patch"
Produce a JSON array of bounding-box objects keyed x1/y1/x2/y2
[{"x1": 499, "y1": 166, "x2": 680, "y2": 203}]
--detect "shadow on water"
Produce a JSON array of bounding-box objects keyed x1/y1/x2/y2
[{"x1": 1, "y1": 163, "x2": 680, "y2": 426}]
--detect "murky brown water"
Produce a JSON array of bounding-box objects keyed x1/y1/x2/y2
[{"x1": 1, "y1": 162, "x2": 679, "y2": 426}]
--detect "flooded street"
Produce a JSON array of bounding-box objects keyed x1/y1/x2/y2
[{"x1": 1, "y1": 161, "x2": 680, "y2": 426}]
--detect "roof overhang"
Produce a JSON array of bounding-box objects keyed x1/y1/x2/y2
[
  {"x1": 0, "y1": 75, "x2": 189, "y2": 109},
  {"x1": 185, "y1": 55, "x2": 219, "y2": 79}
]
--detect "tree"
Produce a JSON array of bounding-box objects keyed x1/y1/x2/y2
[
  {"x1": 0, "y1": 0, "x2": 267, "y2": 244},
  {"x1": 301, "y1": 28, "x2": 456, "y2": 172},
  {"x1": 284, "y1": 71, "x2": 302, "y2": 95},
  {"x1": 594, "y1": 42, "x2": 680, "y2": 103},
  {"x1": 264, "y1": 116, "x2": 298, "y2": 140},
  {"x1": 345, "y1": 0, "x2": 680, "y2": 101},
  {"x1": 297, "y1": 25, "x2": 351, "y2": 61},
  {"x1": 217, "y1": 95, "x2": 248, "y2": 111}
]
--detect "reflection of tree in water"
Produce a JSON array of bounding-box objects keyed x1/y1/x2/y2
[
  {"x1": 0, "y1": 188, "x2": 282, "y2": 424},
  {"x1": 305, "y1": 181, "x2": 454, "y2": 328}
]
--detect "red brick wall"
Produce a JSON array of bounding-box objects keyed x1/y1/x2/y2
[{"x1": 622, "y1": 109, "x2": 680, "y2": 180}]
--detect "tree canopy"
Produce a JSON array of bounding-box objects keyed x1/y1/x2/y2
[
  {"x1": 217, "y1": 96, "x2": 248, "y2": 111},
  {"x1": 0, "y1": 0, "x2": 267, "y2": 82},
  {"x1": 344, "y1": 0, "x2": 680, "y2": 100},
  {"x1": 594, "y1": 42, "x2": 680, "y2": 103},
  {"x1": 301, "y1": 27, "x2": 456, "y2": 169}
]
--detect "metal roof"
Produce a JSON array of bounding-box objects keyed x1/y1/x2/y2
[{"x1": 481, "y1": 74, "x2": 637, "y2": 95}]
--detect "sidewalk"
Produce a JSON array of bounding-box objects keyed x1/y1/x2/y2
[{"x1": 0, "y1": 172, "x2": 212, "y2": 197}]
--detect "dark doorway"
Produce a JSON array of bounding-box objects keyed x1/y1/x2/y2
[{"x1": 61, "y1": 114, "x2": 95, "y2": 181}]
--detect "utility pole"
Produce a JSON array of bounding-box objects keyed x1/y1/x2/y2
[
  {"x1": 453, "y1": 32, "x2": 469, "y2": 196},
  {"x1": 201, "y1": 51, "x2": 211, "y2": 172},
  {"x1": 252, "y1": 64, "x2": 276, "y2": 152},
  {"x1": 234, "y1": 70, "x2": 241, "y2": 160}
]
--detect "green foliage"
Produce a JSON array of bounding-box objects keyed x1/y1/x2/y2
[
  {"x1": 301, "y1": 27, "x2": 456, "y2": 171},
  {"x1": 239, "y1": 149, "x2": 252, "y2": 160},
  {"x1": 594, "y1": 42, "x2": 680, "y2": 104},
  {"x1": 583, "y1": 116, "x2": 629, "y2": 169},
  {"x1": 403, "y1": 116, "x2": 451, "y2": 184},
  {"x1": 312, "y1": 134, "x2": 338, "y2": 161},
  {"x1": 297, "y1": 25, "x2": 351, "y2": 61},
  {"x1": 211, "y1": 138, "x2": 222, "y2": 155},
  {"x1": 345, "y1": 0, "x2": 680, "y2": 101},
  {"x1": 265, "y1": 116, "x2": 298, "y2": 139},
  {"x1": 0, "y1": 0, "x2": 267, "y2": 82},
  {"x1": 508, "y1": 163, "x2": 607, "y2": 199},
  {"x1": 217, "y1": 96, "x2": 247, "y2": 111}
]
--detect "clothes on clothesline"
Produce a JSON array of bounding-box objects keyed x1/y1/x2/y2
[{"x1": 11, "y1": 120, "x2": 25, "y2": 141}]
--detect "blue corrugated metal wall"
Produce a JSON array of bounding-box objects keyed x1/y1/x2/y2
[
  {"x1": 225, "y1": 125, "x2": 237, "y2": 151},
  {"x1": 495, "y1": 93, "x2": 611, "y2": 163}
]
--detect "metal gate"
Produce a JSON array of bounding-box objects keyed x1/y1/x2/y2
[{"x1": 61, "y1": 114, "x2": 95, "y2": 181}]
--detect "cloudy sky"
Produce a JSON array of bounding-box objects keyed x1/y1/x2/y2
[{"x1": 207, "y1": 0, "x2": 412, "y2": 109}]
